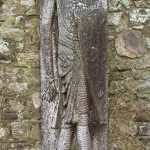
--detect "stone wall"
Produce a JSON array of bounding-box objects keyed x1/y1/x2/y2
[
  {"x1": 108, "y1": 0, "x2": 150, "y2": 149},
  {"x1": 0, "y1": 0, "x2": 41, "y2": 149},
  {"x1": 0, "y1": 0, "x2": 150, "y2": 150}
]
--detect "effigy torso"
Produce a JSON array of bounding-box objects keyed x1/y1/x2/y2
[{"x1": 57, "y1": 0, "x2": 90, "y2": 124}]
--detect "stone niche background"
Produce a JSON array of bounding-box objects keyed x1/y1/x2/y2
[
  {"x1": 0, "y1": 0, "x2": 41, "y2": 149},
  {"x1": 0, "y1": 0, "x2": 150, "y2": 150},
  {"x1": 108, "y1": 0, "x2": 150, "y2": 149}
]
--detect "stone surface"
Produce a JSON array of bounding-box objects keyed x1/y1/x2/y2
[
  {"x1": 138, "y1": 122, "x2": 150, "y2": 137},
  {"x1": 108, "y1": 12, "x2": 123, "y2": 26},
  {"x1": 32, "y1": 92, "x2": 41, "y2": 109},
  {"x1": 11, "y1": 121, "x2": 40, "y2": 140},
  {"x1": 0, "y1": 0, "x2": 150, "y2": 149},
  {"x1": 0, "y1": 127, "x2": 10, "y2": 140},
  {"x1": 0, "y1": 0, "x2": 40, "y2": 149},
  {"x1": 0, "y1": 128, "x2": 5, "y2": 138},
  {"x1": 129, "y1": 9, "x2": 150, "y2": 23},
  {"x1": 0, "y1": 113, "x2": 18, "y2": 121},
  {"x1": 108, "y1": 0, "x2": 130, "y2": 11},
  {"x1": 16, "y1": 53, "x2": 39, "y2": 68},
  {"x1": 3, "y1": 28, "x2": 25, "y2": 42},
  {"x1": 0, "y1": 39, "x2": 10, "y2": 54},
  {"x1": 108, "y1": 0, "x2": 150, "y2": 149},
  {"x1": 146, "y1": 38, "x2": 150, "y2": 49},
  {"x1": 115, "y1": 28, "x2": 146, "y2": 58}
]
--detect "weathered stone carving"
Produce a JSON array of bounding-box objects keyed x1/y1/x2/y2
[{"x1": 40, "y1": 0, "x2": 107, "y2": 149}]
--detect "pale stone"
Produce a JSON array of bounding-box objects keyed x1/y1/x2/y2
[
  {"x1": 15, "y1": 16, "x2": 24, "y2": 24},
  {"x1": 3, "y1": 28, "x2": 25, "y2": 42},
  {"x1": 108, "y1": 12, "x2": 123, "y2": 26},
  {"x1": 16, "y1": 53, "x2": 39, "y2": 68},
  {"x1": 16, "y1": 43, "x2": 24, "y2": 50},
  {"x1": 32, "y1": 92, "x2": 41, "y2": 109},
  {"x1": 109, "y1": 0, "x2": 130, "y2": 11},
  {"x1": 116, "y1": 0, "x2": 130, "y2": 8},
  {"x1": 134, "y1": 1, "x2": 150, "y2": 8},
  {"x1": 0, "y1": 128, "x2": 5, "y2": 138},
  {"x1": 0, "y1": 39, "x2": 10, "y2": 53},
  {"x1": 20, "y1": 0, "x2": 35, "y2": 7},
  {"x1": 132, "y1": 25, "x2": 144, "y2": 30},
  {"x1": 11, "y1": 122, "x2": 27, "y2": 139},
  {"x1": 0, "y1": 79, "x2": 3, "y2": 89},
  {"x1": 130, "y1": 9, "x2": 150, "y2": 23},
  {"x1": 9, "y1": 101, "x2": 25, "y2": 113},
  {"x1": 11, "y1": 121, "x2": 40, "y2": 140},
  {"x1": 26, "y1": 8, "x2": 37, "y2": 16},
  {"x1": 1, "y1": 4, "x2": 12, "y2": 17},
  {"x1": 8, "y1": 82, "x2": 28, "y2": 92},
  {"x1": 146, "y1": 38, "x2": 150, "y2": 49},
  {"x1": 115, "y1": 28, "x2": 146, "y2": 58}
]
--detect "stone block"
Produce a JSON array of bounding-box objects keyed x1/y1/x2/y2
[
  {"x1": 16, "y1": 53, "x2": 40, "y2": 68},
  {"x1": 134, "y1": 1, "x2": 150, "y2": 8},
  {"x1": 108, "y1": 0, "x2": 130, "y2": 11},
  {"x1": 115, "y1": 28, "x2": 146, "y2": 58},
  {"x1": 2, "y1": 141, "x2": 40, "y2": 150},
  {"x1": 0, "y1": 127, "x2": 10, "y2": 140},
  {"x1": 3, "y1": 28, "x2": 25, "y2": 42},
  {"x1": 138, "y1": 122, "x2": 150, "y2": 141},
  {"x1": 11, "y1": 121, "x2": 40, "y2": 140},
  {"x1": 108, "y1": 12, "x2": 123, "y2": 26},
  {"x1": 32, "y1": 92, "x2": 41, "y2": 109},
  {"x1": 0, "y1": 113, "x2": 18, "y2": 121},
  {"x1": 129, "y1": 9, "x2": 150, "y2": 23},
  {"x1": 135, "y1": 100, "x2": 150, "y2": 122}
]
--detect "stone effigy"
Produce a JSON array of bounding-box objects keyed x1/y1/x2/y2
[{"x1": 40, "y1": 0, "x2": 107, "y2": 149}]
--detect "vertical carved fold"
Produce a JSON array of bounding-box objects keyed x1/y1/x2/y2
[
  {"x1": 77, "y1": 125, "x2": 92, "y2": 150},
  {"x1": 40, "y1": 0, "x2": 61, "y2": 149},
  {"x1": 58, "y1": 128, "x2": 73, "y2": 150}
]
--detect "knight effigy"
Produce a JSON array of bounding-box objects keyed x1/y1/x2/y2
[{"x1": 40, "y1": 0, "x2": 107, "y2": 149}]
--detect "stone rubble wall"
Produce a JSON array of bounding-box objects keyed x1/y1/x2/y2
[
  {"x1": 0, "y1": 0, "x2": 150, "y2": 150},
  {"x1": 0, "y1": 0, "x2": 41, "y2": 149},
  {"x1": 108, "y1": 0, "x2": 150, "y2": 149}
]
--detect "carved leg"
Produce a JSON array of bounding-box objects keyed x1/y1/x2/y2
[
  {"x1": 57, "y1": 123, "x2": 73, "y2": 150},
  {"x1": 77, "y1": 114, "x2": 92, "y2": 150},
  {"x1": 77, "y1": 72, "x2": 92, "y2": 150}
]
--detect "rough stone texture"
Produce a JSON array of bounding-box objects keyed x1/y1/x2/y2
[
  {"x1": 108, "y1": 0, "x2": 150, "y2": 149},
  {"x1": 115, "y1": 28, "x2": 146, "y2": 58},
  {"x1": 0, "y1": 0, "x2": 41, "y2": 149},
  {"x1": 0, "y1": 0, "x2": 150, "y2": 149}
]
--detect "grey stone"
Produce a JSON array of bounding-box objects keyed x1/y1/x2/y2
[
  {"x1": 134, "y1": 1, "x2": 150, "y2": 8},
  {"x1": 130, "y1": 9, "x2": 150, "y2": 23},
  {"x1": 8, "y1": 82, "x2": 28, "y2": 93},
  {"x1": 109, "y1": 0, "x2": 130, "y2": 11},
  {"x1": 0, "y1": 39, "x2": 10, "y2": 54},
  {"x1": 0, "y1": 128, "x2": 5, "y2": 139},
  {"x1": 108, "y1": 12, "x2": 123, "y2": 26},
  {"x1": 3, "y1": 28, "x2": 25, "y2": 42},
  {"x1": 0, "y1": 113, "x2": 18, "y2": 121},
  {"x1": 11, "y1": 121, "x2": 40, "y2": 140},
  {"x1": 138, "y1": 122, "x2": 150, "y2": 136},
  {"x1": 115, "y1": 28, "x2": 146, "y2": 58},
  {"x1": 146, "y1": 38, "x2": 150, "y2": 49},
  {"x1": 20, "y1": 0, "x2": 35, "y2": 8},
  {"x1": 114, "y1": 54, "x2": 150, "y2": 70}
]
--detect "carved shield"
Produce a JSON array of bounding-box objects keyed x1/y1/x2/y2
[{"x1": 76, "y1": 8, "x2": 107, "y2": 124}]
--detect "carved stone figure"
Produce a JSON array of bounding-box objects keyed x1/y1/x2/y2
[{"x1": 40, "y1": 0, "x2": 107, "y2": 149}]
